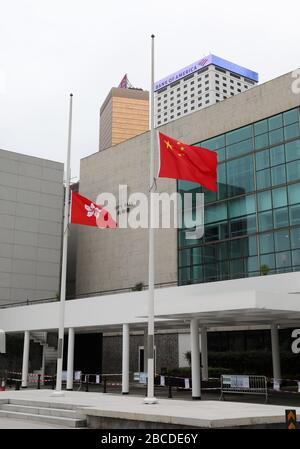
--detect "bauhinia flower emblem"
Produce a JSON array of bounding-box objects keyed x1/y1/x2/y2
[{"x1": 85, "y1": 202, "x2": 101, "y2": 219}]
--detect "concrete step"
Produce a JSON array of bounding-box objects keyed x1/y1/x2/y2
[
  {"x1": 0, "y1": 404, "x2": 84, "y2": 419},
  {"x1": 8, "y1": 398, "x2": 80, "y2": 410},
  {"x1": 0, "y1": 409, "x2": 86, "y2": 427}
]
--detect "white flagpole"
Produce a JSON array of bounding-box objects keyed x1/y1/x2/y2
[
  {"x1": 144, "y1": 35, "x2": 158, "y2": 404},
  {"x1": 54, "y1": 93, "x2": 73, "y2": 394}
]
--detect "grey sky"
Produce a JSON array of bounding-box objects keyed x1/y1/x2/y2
[{"x1": 0, "y1": 0, "x2": 299, "y2": 178}]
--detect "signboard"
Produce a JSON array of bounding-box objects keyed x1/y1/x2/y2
[
  {"x1": 139, "y1": 372, "x2": 148, "y2": 384},
  {"x1": 74, "y1": 371, "x2": 81, "y2": 381},
  {"x1": 223, "y1": 375, "x2": 250, "y2": 389},
  {"x1": 160, "y1": 375, "x2": 165, "y2": 386},
  {"x1": 154, "y1": 54, "x2": 259, "y2": 91},
  {"x1": 286, "y1": 409, "x2": 297, "y2": 429},
  {"x1": 96, "y1": 375, "x2": 100, "y2": 384},
  {"x1": 273, "y1": 380, "x2": 281, "y2": 391}
]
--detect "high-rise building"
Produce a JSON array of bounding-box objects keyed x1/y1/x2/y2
[
  {"x1": 154, "y1": 54, "x2": 259, "y2": 126},
  {"x1": 0, "y1": 149, "x2": 64, "y2": 306},
  {"x1": 99, "y1": 83, "x2": 149, "y2": 151}
]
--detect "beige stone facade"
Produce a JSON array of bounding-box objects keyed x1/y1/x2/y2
[
  {"x1": 99, "y1": 87, "x2": 149, "y2": 151},
  {"x1": 76, "y1": 70, "x2": 300, "y2": 296}
]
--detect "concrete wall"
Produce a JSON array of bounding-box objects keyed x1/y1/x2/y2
[
  {"x1": 0, "y1": 149, "x2": 64, "y2": 305},
  {"x1": 76, "y1": 131, "x2": 177, "y2": 295},
  {"x1": 77, "y1": 69, "x2": 300, "y2": 297},
  {"x1": 102, "y1": 333, "x2": 178, "y2": 374}
]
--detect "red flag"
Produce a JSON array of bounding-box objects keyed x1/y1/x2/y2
[
  {"x1": 158, "y1": 132, "x2": 218, "y2": 191},
  {"x1": 70, "y1": 192, "x2": 117, "y2": 228}
]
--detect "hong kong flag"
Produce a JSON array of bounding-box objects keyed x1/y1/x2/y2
[
  {"x1": 158, "y1": 132, "x2": 218, "y2": 191},
  {"x1": 70, "y1": 192, "x2": 117, "y2": 228}
]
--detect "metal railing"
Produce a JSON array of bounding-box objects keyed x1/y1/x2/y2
[
  {"x1": 0, "y1": 281, "x2": 177, "y2": 309},
  {"x1": 220, "y1": 374, "x2": 268, "y2": 403}
]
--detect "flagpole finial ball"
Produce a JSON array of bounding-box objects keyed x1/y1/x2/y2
[
  {"x1": 70, "y1": 93, "x2": 73, "y2": 97},
  {"x1": 151, "y1": 34, "x2": 155, "y2": 39}
]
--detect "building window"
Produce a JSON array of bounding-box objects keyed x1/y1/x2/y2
[
  {"x1": 191, "y1": 99, "x2": 195, "y2": 104},
  {"x1": 198, "y1": 90, "x2": 202, "y2": 94},
  {"x1": 157, "y1": 109, "x2": 161, "y2": 112},
  {"x1": 205, "y1": 74, "x2": 209, "y2": 78},
  {"x1": 184, "y1": 109, "x2": 188, "y2": 113},
  {"x1": 205, "y1": 93, "x2": 209, "y2": 98},
  {"x1": 191, "y1": 81, "x2": 194, "y2": 85},
  {"x1": 237, "y1": 82, "x2": 241, "y2": 86},
  {"x1": 164, "y1": 118, "x2": 167, "y2": 122},
  {"x1": 158, "y1": 115, "x2": 161, "y2": 119},
  {"x1": 198, "y1": 103, "x2": 202, "y2": 107},
  {"x1": 205, "y1": 87, "x2": 209, "y2": 91},
  {"x1": 230, "y1": 72, "x2": 241, "y2": 79},
  {"x1": 216, "y1": 80, "x2": 220, "y2": 85},
  {"x1": 215, "y1": 66, "x2": 226, "y2": 74},
  {"x1": 205, "y1": 100, "x2": 210, "y2": 104},
  {"x1": 215, "y1": 73, "x2": 220, "y2": 78},
  {"x1": 177, "y1": 87, "x2": 180, "y2": 91},
  {"x1": 223, "y1": 89, "x2": 227, "y2": 94},
  {"x1": 216, "y1": 93, "x2": 220, "y2": 97},
  {"x1": 245, "y1": 85, "x2": 249, "y2": 89},
  {"x1": 205, "y1": 80, "x2": 209, "y2": 85},
  {"x1": 184, "y1": 74, "x2": 194, "y2": 81},
  {"x1": 157, "y1": 102, "x2": 161, "y2": 107},
  {"x1": 164, "y1": 94, "x2": 167, "y2": 97},
  {"x1": 177, "y1": 112, "x2": 181, "y2": 116},
  {"x1": 170, "y1": 96, "x2": 174, "y2": 101},
  {"x1": 191, "y1": 87, "x2": 195, "y2": 91},
  {"x1": 230, "y1": 86, "x2": 234, "y2": 90},
  {"x1": 216, "y1": 86, "x2": 220, "y2": 91},
  {"x1": 184, "y1": 103, "x2": 187, "y2": 107},
  {"x1": 170, "y1": 103, "x2": 174, "y2": 107},
  {"x1": 184, "y1": 97, "x2": 187, "y2": 101},
  {"x1": 158, "y1": 121, "x2": 161, "y2": 125},
  {"x1": 237, "y1": 89, "x2": 241, "y2": 92},
  {"x1": 191, "y1": 106, "x2": 195, "y2": 110},
  {"x1": 170, "y1": 115, "x2": 174, "y2": 119},
  {"x1": 223, "y1": 77, "x2": 227, "y2": 81},
  {"x1": 191, "y1": 94, "x2": 195, "y2": 97},
  {"x1": 164, "y1": 100, "x2": 167, "y2": 104}
]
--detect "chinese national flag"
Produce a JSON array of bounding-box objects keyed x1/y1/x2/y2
[
  {"x1": 70, "y1": 192, "x2": 117, "y2": 228},
  {"x1": 158, "y1": 132, "x2": 218, "y2": 191}
]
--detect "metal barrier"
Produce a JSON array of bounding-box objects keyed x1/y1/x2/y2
[{"x1": 220, "y1": 374, "x2": 268, "y2": 403}]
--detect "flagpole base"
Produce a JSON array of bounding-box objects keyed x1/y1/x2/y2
[
  {"x1": 144, "y1": 397, "x2": 158, "y2": 405},
  {"x1": 51, "y1": 391, "x2": 65, "y2": 397}
]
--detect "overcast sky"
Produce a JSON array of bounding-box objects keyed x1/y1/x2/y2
[{"x1": 0, "y1": 0, "x2": 299, "y2": 179}]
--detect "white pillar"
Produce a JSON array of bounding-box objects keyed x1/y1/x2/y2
[
  {"x1": 271, "y1": 324, "x2": 281, "y2": 383},
  {"x1": 190, "y1": 318, "x2": 201, "y2": 399},
  {"x1": 21, "y1": 331, "x2": 30, "y2": 388},
  {"x1": 122, "y1": 324, "x2": 130, "y2": 394},
  {"x1": 143, "y1": 328, "x2": 148, "y2": 372},
  {"x1": 41, "y1": 345, "x2": 46, "y2": 386},
  {"x1": 66, "y1": 327, "x2": 75, "y2": 390},
  {"x1": 201, "y1": 327, "x2": 208, "y2": 381}
]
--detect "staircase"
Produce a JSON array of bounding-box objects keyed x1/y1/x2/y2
[
  {"x1": 0, "y1": 399, "x2": 86, "y2": 427},
  {"x1": 31, "y1": 332, "x2": 57, "y2": 375}
]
